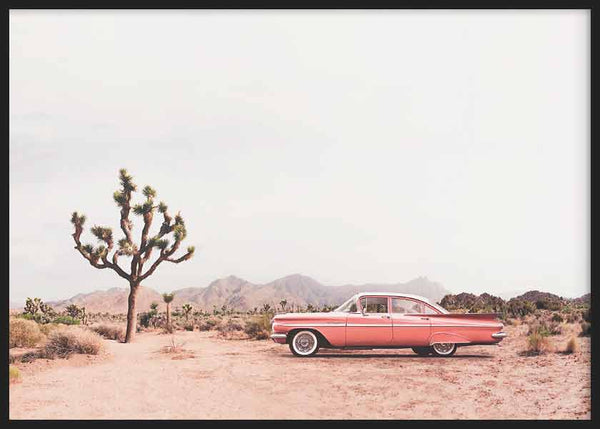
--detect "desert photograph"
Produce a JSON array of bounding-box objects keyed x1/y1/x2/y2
[{"x1": 8, "y1": 10, "x2": 590, "y2": 420}]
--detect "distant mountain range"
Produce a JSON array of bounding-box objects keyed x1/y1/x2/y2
[
  {"x1": 10, "y1": 274, "x2": 450, "y2": 314},
  {"x1": 10, "y1": 275, "x2": 590, "y2": 314}
]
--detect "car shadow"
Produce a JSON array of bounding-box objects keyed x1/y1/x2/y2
[{"x1": 283, "y1": 353, "x2": 493, "y2": 359}]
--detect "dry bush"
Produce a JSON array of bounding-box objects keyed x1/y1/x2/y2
[
  {"x1": 563, "y1": 336, "x2": 580, "y2": 354},
  {"x1": 184, "y1": 324, "x2": 194, "y2": 331},
  {"x1": 9, "y1": 366, "x2": 21, "y2": 384},
  {"x1": 159, "y1": 336, "x2": 194, "y2": 359},
  {"x1": 90, "y1": 324, "x2": 125, "y2": 341},
  {"x1": 198, "y1": 318, "x2": 221, "y2": 331},
  {"x1": 525, "y1": 332, "x2": 550, "y2": 355},
  {"x1": 161, "y1": 324, "x2": 175, "y2": 334},
  {"x1": 39, "y1": 323, "x2": 60, "y2": 337},
  {"x1": 43, "y1": 326, "x2": 104, "y2": 358},
  {"x1": 244, "y1": 315, "x2": 271, "y2": 340},
  {"x1": 218, "y1": 319, "x2": 243, "y2": 333},
  {"x1": 160, "y1": 336, "x2": 186, "y2": 353},
  {"x1": 9, "y1": 318, "x2": 45, "y2": 348},
  {"x1": 527, "y1": 320, "x2": 561, "y2": 337}
]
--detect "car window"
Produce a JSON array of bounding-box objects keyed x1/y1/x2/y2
[
  {"x1": 391, "y1": 298, "x2": 422, "y2": 314},
  {"x1": 359, "y1": 297, "x2": 388, "y2": 313}
]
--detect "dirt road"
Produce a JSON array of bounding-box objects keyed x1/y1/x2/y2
[{"x1": 9, "y1": 326, "x2": 591, "y2": 419}]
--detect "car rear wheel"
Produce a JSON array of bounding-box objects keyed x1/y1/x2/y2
[
  {"x1": 412, "y1": 346, "x2": 432, "y2": 356},
  {"x1": 431, "y1": 343, "x2": 457, "y2": 357},
  {"x1": 289, "y1": 330, "x2": 320, "y2": 357}
]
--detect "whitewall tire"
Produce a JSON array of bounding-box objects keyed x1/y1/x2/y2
[
  {"x1": 431, "y1": 343, "x2": 457, "y2": 357},
  {"x1": 289, "y1": 330, "x2": 320, "y2": 357}
]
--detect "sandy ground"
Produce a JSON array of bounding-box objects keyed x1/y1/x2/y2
[{"x1": 9, "y1": 324, "x2": 591, "y2": 420}]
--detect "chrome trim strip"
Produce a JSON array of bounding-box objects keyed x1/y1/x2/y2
[
  {"x1": 427, "y1": 325, "x2": 503, "y2": 328},
  {"x1": 278, "y1": 323, "x2": 346, "y2": 327},
  {"x1": 347, "y1": 324, "x2": 392, "y2": 327},
  {"x1": 491, "y1": 332, "x2": 507, "y2": 338},
  {"x1": 270, "y1": 333, "x2": 287, "y2": 339}
]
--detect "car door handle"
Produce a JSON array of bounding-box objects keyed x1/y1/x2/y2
[
  {"x1": 420, "y1": 317, "x2": 429, "y2": 320},
  {"x1": 381, "y1": 315, "x2": 391, "y2": 319}
]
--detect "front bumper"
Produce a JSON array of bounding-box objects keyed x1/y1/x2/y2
[
  {"x1": 492, "y1": 332, "x2": 507, "y2": 339},
  {"x1": 270, "y1": 333, "x2": 287, "y2": 344}
]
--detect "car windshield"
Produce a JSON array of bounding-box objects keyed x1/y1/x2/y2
[
  {"x1": 427, "y1": 301, "x2": 449, "y2": 314},
  {"x1": 333, "y1": 296, "x2": 358, "y2": 312}
]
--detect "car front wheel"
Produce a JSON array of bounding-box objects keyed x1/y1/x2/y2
[
  {"x1": 430, "y1": 343, "x2": 457, "y2": 357},
  {"x1": 289, "y1": 330, "x2": 320, "y2": 357}
]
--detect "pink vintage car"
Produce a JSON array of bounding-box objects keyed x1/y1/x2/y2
[{"x1": 270, "y1": 292, "x2": 506, "y2": 357}]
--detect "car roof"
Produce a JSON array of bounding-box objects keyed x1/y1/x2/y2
[{"x1": 354, "y1": 292, "x2": 433, "y2": 303}]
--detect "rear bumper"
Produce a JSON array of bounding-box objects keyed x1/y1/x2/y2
[
  {"x1": 492, "y1": 332, "x2": 507, "y2": 339},
  {"x1": 270, "y1": 333, "x2": 287, "y2": 344}
]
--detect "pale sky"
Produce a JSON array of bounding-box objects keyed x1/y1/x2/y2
[{"x1": 10, "y1": 10, "x2": 590, "y2": 303}]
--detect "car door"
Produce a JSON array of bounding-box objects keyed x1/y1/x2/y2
[
  {"x1": 345, "y1": 296, "x2": 393, "y2": 346},
  {"x1": 390, "y1": 297, "x2": 431, "y2": 346}
]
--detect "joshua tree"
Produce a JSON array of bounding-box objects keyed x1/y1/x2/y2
[
  {"x1": 182, "y1": 303, "x2": 192, "y2": 322},
  {"x1": 279, "y1": 299, "x2": 288, "y2": 312},
  {"x1": 70, "y1": 169, "x2": 195, "y2": 342},
  {"x1": 24, "y1": 297, "x2": 42, "y2": 315},
  {"x1": 65, "y1": 303, "x2": 83, "y2": 319},
  {"x1": 163, "y1": 292, "x2": 175, "y2": 328}
]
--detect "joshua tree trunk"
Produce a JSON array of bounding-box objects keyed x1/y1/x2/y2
[{"x1": 125, "y1": 282, "x2": 140, "y2": 343}]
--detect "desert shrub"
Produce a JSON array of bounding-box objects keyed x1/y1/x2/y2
[
  {"x1": 526, "y1": 332, "x2": 550, "y2": 355},
  {"x1": 198, "y1": 318, "x2": 220, "y2": 331},
  {"x1": 39, "y1": 322, "x2": 60, "y2": 337},
  {"x1": 91, "y1": 324, "x2": 125, "y2": 341},
  {"x1": 52, "y1": 315, "x2": 81, "y2": 325},
  {"x1": 244, "y1": 315, "x2": 271, "y2": 340},
  {"x1": 567, "y1": 312, "x2": 580, "y2": 324},
  {"x1": 580, "y1": 322, "x2": 591, "y2": 337},
  {"x1": 527, "y1": 320, "x2": 561, "y2": 337},
  {"x1": 551, "y1": 313, "x2": 564, "y2": 323},
  {"x1": 564, "y1": 336, "x2": 579, "y2": 354},
  {"x1": 139, "y1": 312, "x2": 152, "y2": 328},
  {"x1": 9, "y1": 366, "x2": 21, "y2": 384},
  {"x1": 9, "y1": 318, "x2": 45, "y2": 348},
  {"x1": 43, "y1": 326, "x2": 103, "y2": 358},
  {"x1": 184, "y1": 324, "x2": 194, "y2": 331},
  {"x1": 217, "y1": 319, "x2": 244, "y2": 334},
  {"x1": 506, "y1": 299, "x2": 536, "y2": 318},
  {"x1": 548, "y1": 321, "x2": 562, "y2": 335},
  {"x1": 535, "y1": 299, "x2": 562, "y2": 311},
  {"x1": 20, "y1": 312, "x2": 53, "y2": 324}
]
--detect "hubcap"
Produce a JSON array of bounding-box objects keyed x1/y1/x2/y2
[
  {"x1": 294, "y1": 332, "x2": 316, "y2": 354},
  {"x1": 432, "y1": 343, "x2": 455, "y2": 355}
]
